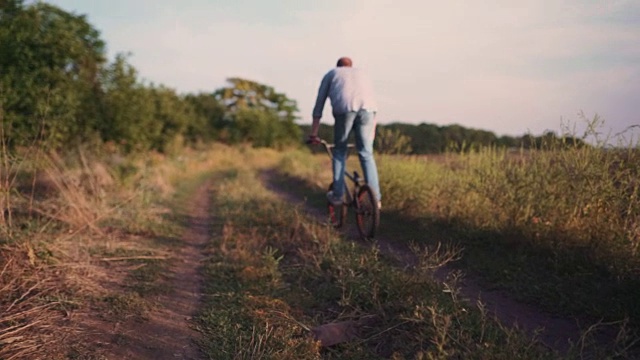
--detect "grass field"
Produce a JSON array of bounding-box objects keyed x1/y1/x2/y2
[
  {"x1": 195, "y1": 147, "x2": 567, "y2": 359},
  {"x1": 278, "y1": 139, "x2": 640, "y2": 341},
  {"x1": 0, "y1": 139, "x2": 638, "y2": 358}
]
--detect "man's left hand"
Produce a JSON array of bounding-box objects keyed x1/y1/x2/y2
[{"x1": 306, "y1": 135, "x2": 321, "y2": 144}]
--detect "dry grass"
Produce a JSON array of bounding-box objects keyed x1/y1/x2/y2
[
  {"x1": 0, "y1": 245, "x2": 68, "y2": 360},
  {"x1": 0, "y1": 176, "x2": 109, "y2": 357},
  {"x1": 0, "y1": 143, "x2": 248, "y2": 359}
]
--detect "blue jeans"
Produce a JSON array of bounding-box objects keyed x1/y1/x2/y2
[{"x1": 332, "y1": 110, "x2": 381, "y2": 202}]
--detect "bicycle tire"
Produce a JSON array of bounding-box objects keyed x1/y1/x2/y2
[
  {"x1": 355, "y1": 184, "x2": 380, "y2": 239},
  {"x1": 327, "y1": 182, "x2": 347, "y2": 228}
]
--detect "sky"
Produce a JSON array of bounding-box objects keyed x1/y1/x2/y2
[{"x1": 44, "y1": 0, "x2": 640, "y2": 140}]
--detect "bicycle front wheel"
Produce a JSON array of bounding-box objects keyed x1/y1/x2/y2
[
  {"x1": 355, "y1": 184, "x2": 380, "y2": 240},
  {"x1": 328, "y1": 182, "x2": 347, "y2": 228}
]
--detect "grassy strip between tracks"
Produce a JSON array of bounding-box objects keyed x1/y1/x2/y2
[{"x1": 194, "y1": 154, "x2": 581, "y2": 359}]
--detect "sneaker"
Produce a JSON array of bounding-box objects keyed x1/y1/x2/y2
[{"x1": 326, "y1": 191, "x2": 343, "y2": 206}]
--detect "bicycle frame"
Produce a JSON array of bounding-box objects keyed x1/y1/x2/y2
[
  {"x1": 317, "y1": 140, "x2": 362, "y2": 206},
  {"x1": 308, "y1": 137, "x2": 380, "y2": 239}
]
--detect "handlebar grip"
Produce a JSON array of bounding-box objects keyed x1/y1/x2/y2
[{"x1": 306, "y1": 136, "x2": 322, "y2": 145}]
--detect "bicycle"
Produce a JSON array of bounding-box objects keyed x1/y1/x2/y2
[{"x1": 307, "y1": 137, "x2": 380, "y2": 240}]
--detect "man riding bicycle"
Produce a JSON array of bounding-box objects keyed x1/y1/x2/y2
[{"x1": 307, "y1": 57, "x2": 382, "y2": 210}]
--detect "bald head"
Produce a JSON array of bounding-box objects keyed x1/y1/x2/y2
[{"x1": 336, "y1": 57, "x2": 353, "y2": 67}]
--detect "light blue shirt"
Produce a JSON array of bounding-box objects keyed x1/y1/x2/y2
[{"x1": 312, "y1": 67, "x2": 378, "y2": 118}]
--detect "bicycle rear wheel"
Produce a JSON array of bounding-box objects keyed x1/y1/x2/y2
[
  {"x1": 327, "y1": 182, "x2": 347, "y2": 228},
  {"x1": 355, "y1": 184, "x2": 380, "y2": 240}
]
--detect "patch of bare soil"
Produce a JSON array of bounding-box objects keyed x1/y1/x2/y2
[
  {"x1": 73, "y1": 183, "x2": 211, "y2": 360},
  {"x1": 261, "y1": 171, "x2": 621, "y2": 355}
]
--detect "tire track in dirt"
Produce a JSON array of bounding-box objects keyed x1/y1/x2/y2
[
  {"x1": 81, "y1": 182, "x2": 211, "y2": 360},
  {"x1": 261, "y1": 170, "x2": 624, "y2": 356}
]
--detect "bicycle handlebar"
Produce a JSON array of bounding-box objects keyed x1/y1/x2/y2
[
  {"x1": 305, "y1": 137, "x2": 355, "y2": 159},
  {"x1": 305, "y1": 137, "x2": 355, "y2": 148}
]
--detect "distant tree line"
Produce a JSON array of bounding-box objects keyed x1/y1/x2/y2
[
  {"x1": 299, "y1": 123, "x2": 587, "y2": 155},
  {"x1": 0, "y1": 1, "x2": 300, "y2": 153}
]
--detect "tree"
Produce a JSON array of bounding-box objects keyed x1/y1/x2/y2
[
  {"x1": 213, "y1": 78, "x2": 301, "y2": 148},
  {"x1": 214, "y1": 78, "x2": 298, "y2": 122},
  {"x1": 184, "y1": 93, "x2": 225, "y2": 144},
  {"x1": 99, "y1": 54, "x2": 157, "y2": 152},
  {"x1": 497, "y1": 135, "x2": 518, "y2": 148},
  {"x1": 0, "y1": 0, "x2": 23, "y2": 19},
  {"x1": 148, "y1": 85, "x2": 192, "y2": 152},
  {"x1": 0, "y1": 1, "x2": 106, "y2": 148}
]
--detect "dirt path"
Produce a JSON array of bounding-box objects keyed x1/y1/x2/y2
[
  {"x1": 261, "y1": 171, "x2": 617, "y2": 355},
  {"x1": 68, "y1": 173, "x2": 621, "y2": 358},
  {"x1": 81, "y1": 182, "x2": 211, "y2": 360}
]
